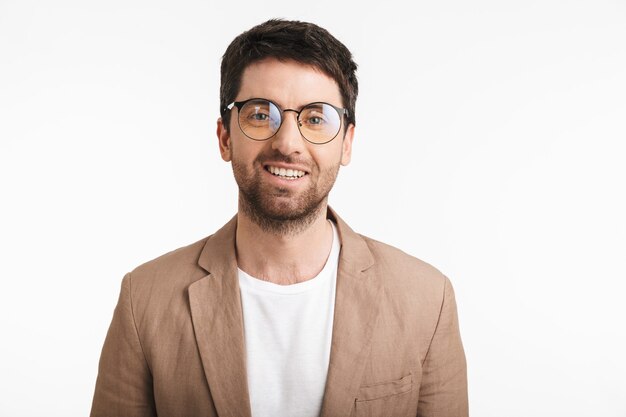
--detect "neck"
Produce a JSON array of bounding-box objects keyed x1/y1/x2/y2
[{"x1": 235, "y1": 202, "x2": 334, "y2": 285}]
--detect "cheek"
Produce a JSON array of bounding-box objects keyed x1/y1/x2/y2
[
  {"x1": 313, "y1": 143, "x2": 343, "y2": 166},
  {"x1": 231, "y1": 139, "x2": 262, "y2": 164}
]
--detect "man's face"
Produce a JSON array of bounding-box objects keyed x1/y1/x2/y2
[{"x1": 217, "y1": 58, "x2": 354, "y2": 233}]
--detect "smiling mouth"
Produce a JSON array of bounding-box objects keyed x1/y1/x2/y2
[{"x1": 264, "y1": 165, "x2": 308, "y2": 180}]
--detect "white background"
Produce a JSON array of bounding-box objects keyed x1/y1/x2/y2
[{"x1": 1, "y1": 0, "x2": 625, "y2": 415}]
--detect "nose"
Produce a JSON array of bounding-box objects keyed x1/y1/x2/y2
[{"x1": 270, "y1": 110, "x2": 305, "y2": 155}]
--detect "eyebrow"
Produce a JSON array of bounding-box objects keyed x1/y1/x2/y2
[{"x1": 241, "y1": 97, "x2": 331, "y2": 109}]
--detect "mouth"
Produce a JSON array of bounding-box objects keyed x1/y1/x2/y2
[{"x1": 263, "y1": 164, "x2": 309, "y2": 180}]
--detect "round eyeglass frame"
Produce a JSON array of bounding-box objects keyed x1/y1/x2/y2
[{"x1": 223, "y1": 98, "x2": 349, "y2": 145}]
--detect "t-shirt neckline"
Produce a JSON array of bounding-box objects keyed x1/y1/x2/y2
[{"x1": 237, "y1": 220, "x2": 340, "y2": 295}]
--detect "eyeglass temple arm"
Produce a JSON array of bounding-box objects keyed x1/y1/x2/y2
[{"x1": 223, "y1": 102, "x2": 236, "y2": 113}]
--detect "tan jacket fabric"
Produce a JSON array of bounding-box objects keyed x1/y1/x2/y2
[{"x1": 91, "y1": 208, "x2": 468, "y2": 417}]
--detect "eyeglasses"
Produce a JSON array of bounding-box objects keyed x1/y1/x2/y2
[{"x1": 224, "y1": 98, "x2": 349, "y2": 145}]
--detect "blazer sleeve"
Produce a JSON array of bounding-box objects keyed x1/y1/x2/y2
[
  {"x1": 90, "y1": 273, "x2": 157, "y2": 417},
  {"x1": 417, "y1": 276, "x2": 469, "y2": 417}
]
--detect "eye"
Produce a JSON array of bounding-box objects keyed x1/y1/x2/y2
[
  {"x1": 302, "y1": 110, "x2": 328, "y2": 126},
  {"x1": 250, "y1": 113, "x2": 269, "y2": 121}
]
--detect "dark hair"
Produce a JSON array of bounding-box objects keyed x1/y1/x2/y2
[{"x1": 219, "y1": 19, "x2": 358, "y2": 131}]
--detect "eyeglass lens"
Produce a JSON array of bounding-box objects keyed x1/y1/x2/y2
[{"x1": 238, "y1": 99, "x2": 341, "y2": 144}]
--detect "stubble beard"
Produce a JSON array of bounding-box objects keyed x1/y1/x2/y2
[{"x1": 232, "y1": 155, "x2": 340, "y2": 237}]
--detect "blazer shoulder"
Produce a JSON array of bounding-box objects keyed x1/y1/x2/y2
[
  {"x1": 127, "y1": 235, "x2": 212, "y2": 289},
  {"x1": 358, "y1": 233, "x2": 450, "y2": 293}
]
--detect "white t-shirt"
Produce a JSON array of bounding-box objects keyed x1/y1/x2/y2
[{"x1": 237, "y1": 220, "x2": 340, "y2": 417}]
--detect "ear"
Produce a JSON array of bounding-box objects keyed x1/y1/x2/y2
[
  {"x1": 340, "y1": 123, "x2": 355, "y2": 166},
  {"x1": 217, "y1": 117, "x2": 232, "y2": 162}
]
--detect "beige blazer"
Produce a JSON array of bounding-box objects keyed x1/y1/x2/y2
[{"x1": 91, "y1": 208, "x2": 468, "y2": 417}]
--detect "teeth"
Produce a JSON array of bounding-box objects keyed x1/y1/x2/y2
[{"x1": 267, "y1": 165, "x2": 305, "y2": 178}]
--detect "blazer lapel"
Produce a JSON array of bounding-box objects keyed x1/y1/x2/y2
[
  {"x1": 320, "y1": 208, "x2": 382, "y2": 417},
  {"x1": 188, "y1": 215, "x2": 252, "y2": 417}
]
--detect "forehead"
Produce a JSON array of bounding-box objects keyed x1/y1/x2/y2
[{"x1": 236, "y1": 58, "x2": 343, "y2": 108}]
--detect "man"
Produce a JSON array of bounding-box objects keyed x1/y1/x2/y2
[{"x1": 91, "y1": 19, "x2": 468, "y2": 417}]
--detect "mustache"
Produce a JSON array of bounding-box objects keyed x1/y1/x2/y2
[{"x1": 255, "y1": 151, "x2": 312, "y2": 167}]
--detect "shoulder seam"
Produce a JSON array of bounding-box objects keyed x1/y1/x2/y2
[
  {"x1": 420, "y1": 274, "x2": 448, "y2": 366},
  {"x1": 127, "y1": 272, "x2": 153, "y2": 374}
]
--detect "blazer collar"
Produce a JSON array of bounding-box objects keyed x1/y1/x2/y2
[
  {"x1": 195, "y1": 206, "x2": 375, "y2": 274},
  {"x1": 190, "y1": 207, "x2": 381, "y2": 417}
]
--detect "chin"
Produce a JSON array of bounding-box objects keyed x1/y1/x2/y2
[{"x1": 260, "y1": 199, "x2": 320, "y2": 221}]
